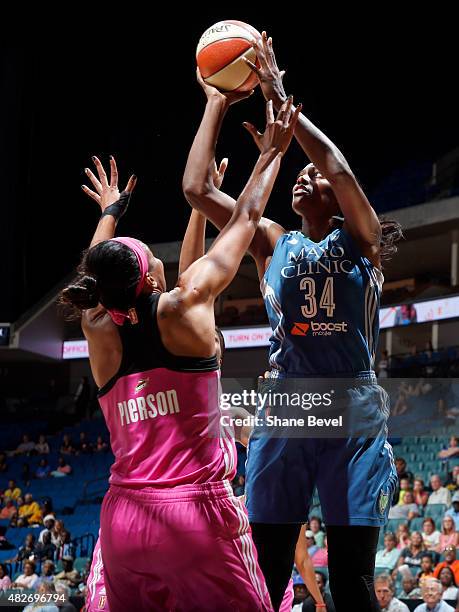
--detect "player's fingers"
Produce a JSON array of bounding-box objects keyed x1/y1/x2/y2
[
  {"x1": 109, "y1": 155, "x2": 118, "y2": 189},
  {"x1": 242, "y1": 122, "x2": 262, "y2": 142},
  {"x1": 243, "y1": 57, "x2": 262, "y2": 78},
  {"x1": 84, "y1": 167, "x2": 102, "y2": 194},
  {"x1": 81, "y1": 184, "x2": 101, "y2": 203},
  {"x1": 288, "y1": 103, "x2": 302, "y2": 133},
  {"x1": 266, "y1": 99, "x2": 274, "y2": 124},
  {"x1": 124, "y1": 175, "x2": 137, "y2": 193},
  {"x1": 218, "y1": 157, "x2": 229, "y2": 177},
  {"x1": 92, "y1": 156, "x2": 109, "y2": 187},
  {"x1": 281, "y1": 96, "x2": 294, "y2": 128}
]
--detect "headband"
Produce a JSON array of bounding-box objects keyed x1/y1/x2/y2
[{"x1": 106, "y1": 237, "x2": 149, "y2": 326}]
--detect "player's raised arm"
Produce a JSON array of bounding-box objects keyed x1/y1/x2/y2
[
  {"x1": 246, "y1": 32, "x2": 382, "y2": 265},
  {"x1": 179, "y1": 97, "x2": 300, "y2": 303},
  {"x1": 82, "y1": 155, "x2": 137, "y2": 248},
  {"x1": 182, "y1": 70, "x2": 287, "y2": 279},
  {"x1": 178, "y1": 158, "x2": 227, "y2": 276}
]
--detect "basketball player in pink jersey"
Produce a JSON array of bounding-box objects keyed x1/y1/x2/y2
[
  {"x1": 61, "y1": 95, "x2": 300, "y2": 611},
  {"x1": 84, "y1": 156, "x2": 229, "y2": 612}
]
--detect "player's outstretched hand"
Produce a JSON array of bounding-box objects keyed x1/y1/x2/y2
[
  {"x1": 81, "y1": 156, "x2": 137, "y2": 217},
  {"x1": 243, "y1": 96, "x2": 301, "y2": 157},
  {"x1": 244, "y1": 31, "x2": 287, "y2": 109}
]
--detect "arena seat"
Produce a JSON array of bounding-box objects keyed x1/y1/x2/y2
[{"x1": 424, "y1": 504, "x2": 447, "y2": 520}]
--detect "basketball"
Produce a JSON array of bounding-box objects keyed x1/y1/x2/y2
[{"x1": 196, "y1": 20, "x2": 261, "y2": 92}]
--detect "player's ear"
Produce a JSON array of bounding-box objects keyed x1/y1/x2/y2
[{"x1": 143, "y1": 273, "x2": 157, "y2": 292}]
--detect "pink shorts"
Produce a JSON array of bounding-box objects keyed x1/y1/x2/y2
[
  {"x1": 97, "y1": 481, "x2": 273, "y2": 612},
  {"x1": 86, "y1": 534, "x2": 109, "y2": 612}
]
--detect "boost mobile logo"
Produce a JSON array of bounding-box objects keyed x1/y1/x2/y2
[{"x1": 291, "y1": 322, "x2": 348, "y2": 336}]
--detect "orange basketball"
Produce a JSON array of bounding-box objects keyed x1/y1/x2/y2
[{"x1": 196, "y1": 20, "x2": 261, "y2": 93}]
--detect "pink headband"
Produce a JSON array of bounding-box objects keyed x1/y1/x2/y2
[{"x1": 106, "y1": 237, "x2": 149, "y2": 326}]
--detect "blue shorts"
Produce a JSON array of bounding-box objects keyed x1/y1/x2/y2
[{"x1": 245, "y1": 378, "x2": 397, "y2": 527}]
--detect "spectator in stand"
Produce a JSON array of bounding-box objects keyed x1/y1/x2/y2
[
  {"x1": 304, "y1": 531, "x2": 319, "y2": 558},
  {"x1": 55, "y1": 582, "x2": 77, "y2": 612},
  {"x1": 56, "y1": 531, "x2": 75, "y2": 561},
  {"x1": 290, "y1": 574, "x2": 308, "y2": 607},
  {"x1": 397, "y1": 575, "x2": 421, "y2": 600},
  {"x1": 434, "y1": 546, "x2": 459, "y2": 584},
  {"x1": 3, "y1": 479, "x2": 21, "y2": 502},
  {"x1": 0, "y1": 452, "x2": 8, "y2": 473},
  {"x1": 34, "y1": 560, "x2": 56, "y2": 587},
  {"x1": 36, "y1": 458, "x2": 51, "y2": 479},
  {"x1": 393, "y1": 458, "x2": 414, "y2": 504},
  {"x1": 396, "y1": 458, "x2": 414, "y2": 483},
  {"x1": 59, "y1": 435, "x2": 75, "y2": 456},
  {"x1": 397, "y1": 524, "x2": 411, "y2": 550},
  {"x1": 308, "y1": 516, "x2": 325, "y2": 548},
  {"x1": 438, "y1": 567, "x2": 458, "y2": 602},
  {"x1": 418, "y1": 554, "x2": 435, "y2": 583},
  {"x1": 0, "y1": 563, "x2": 11, "y2": 591},
  {"x1": 374, "y1": 574, "x2": 409, "y2": 612},
  {"x1": 439, "y1": 438, "x2": 459, "y2": 461},
  {"x1": 39, "y1": 515, "x2": 56, "y2": 544},
  {"x1": 0, "y1": 500, "x2": 16, "y2": 521},
  {"x1": 295, "y1": 571, "x2": 336, "y2": 612},
  {"x1": 446, "y1": 467, "x2": 459, "y2": 492},
  {"x1": 76, "y1": 432, "x2": 93, "y2": 455},
  {"x1": 429, "y1": 475, "x2": 452, "y2": 507},
  {"x1": 445, "y1": 493, "x2": 459, "y2": 531},
  {"x1": 95, "y1": 435, "x2": 108, "y2": 453},
  {"x1": 54, "y1": 556, "x2": 81, "y2": 588},
  {"x1": 423, "y1": 518, "x2": 442, "y2": 552},
  {"x1": 376, "y1": 533, "x2": 401, "y2": 572},
  {"x1": 377, "y1": 349, "x2": 390, "y2": 379},
  {"x1": 51, "y1": 457, "x2": 72, "y2": 478},
  {"x1": 395, "y1": 532, "x2": 427, "y2": 579},
  {"x1": 414, "y1": 479, "x2": 430, "y2": 507},
  {"x1": 12, "y1": 560, "x2": 39, "y2": 589},
  {"x1": 17, "y1": 493, "x2": 42, "y2": 526},
  {"x1": 35, "y1": 530, "x2": 56, "y2": 561},
  {"x1": 35, "y1": 435, "x2": 50, "y2": 455},
  {"x1": 397, "y1": 478, "x2": 412, "y2": 505},
  {"x1": 52, "y1": 520, "x2": 66, "y2": 548},
  {"x1": 388, "y1": 492, "x2": 420, "y2": 520},
  {"x1": 6, "y1": 533, "x2": 36, "y2": 564},
  {"x1": 311, "y1": 535, "x2": 328, "y2": 567},
  {"x1": 24, "y1": 581, "x2": 59, "y2": 612},
  {"x1": 414, "y1": 577, "x2": 455, "y2": 612},
  {"x1": 437, "y1": 517, "x2": 459, "y2": 553},
  {"x1": 14, "y1": 434, "x2": 36, "y2": 456}
]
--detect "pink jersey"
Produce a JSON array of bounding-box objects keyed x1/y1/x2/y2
[
  {"x1": 99, "y1": 367, "x2": 236, "y2": 487},
  {"x1": 95, "y1": 293, "x2": 237, "y2": 488}
]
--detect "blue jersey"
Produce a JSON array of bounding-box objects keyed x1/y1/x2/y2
[{"x1": 262, "y1": 227, "x2": 383, "y2": 376}]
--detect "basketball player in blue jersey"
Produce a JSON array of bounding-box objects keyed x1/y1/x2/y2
[{"x1": 184, "y1": 32, "x2": 402, "y2": 612}]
